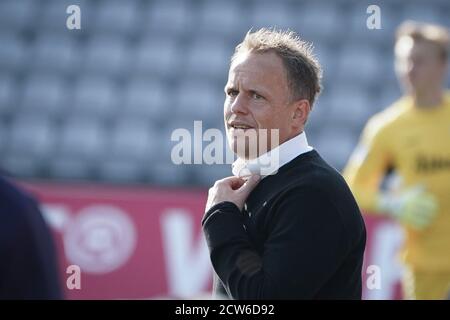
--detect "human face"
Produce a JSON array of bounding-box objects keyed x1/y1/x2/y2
[
  {"x1": 224, "y1": 51, "x2": 301, "y2": 159},
  {"x1": 395, "y1": 36, "x2": 447, "y2": 95}
]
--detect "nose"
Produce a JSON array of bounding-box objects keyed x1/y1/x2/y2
[{"x1": 229, "y1": 94, "x2": 249, "y2": 115}]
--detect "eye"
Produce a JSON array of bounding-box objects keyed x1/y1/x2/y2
[
  {"x1": 226, "y1": 89, "x2": 238, "y2": 97},
  {"x1": 252, "y1": 92, "x2": 264, "y2": 100}
]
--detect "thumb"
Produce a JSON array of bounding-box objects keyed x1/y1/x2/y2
[{"x1": 238, "y1": 174, "x2": 261, "y2": 197}]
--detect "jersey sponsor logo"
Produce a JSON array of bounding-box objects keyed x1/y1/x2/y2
[{"x1": 416, "y1": 154, "x2": 450, "y2": 173}]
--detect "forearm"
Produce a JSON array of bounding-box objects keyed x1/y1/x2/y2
[{"x1": 202, "y1": 202, "x2": 277, "y2": 299}]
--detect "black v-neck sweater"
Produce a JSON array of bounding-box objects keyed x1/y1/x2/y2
[{"x1": 202, "y1": 150, "x2": 366, "y2": 300}]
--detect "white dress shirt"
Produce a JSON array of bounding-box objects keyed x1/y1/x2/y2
[{"x1": 232, "y1": 131, "x2": 313, "y2": 178}]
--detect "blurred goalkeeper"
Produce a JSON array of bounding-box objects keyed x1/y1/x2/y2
[{"x1": 344, "y1": 21, "x2": 450, "y2": 300}]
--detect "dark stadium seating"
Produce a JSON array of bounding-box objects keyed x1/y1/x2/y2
[{"x1": 0, "y1": 0, "x2": 449, "y2": 186}]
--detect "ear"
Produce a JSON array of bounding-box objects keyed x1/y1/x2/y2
[{"x1": 291, "y1": 99, "x2": 311, "y2": 129}]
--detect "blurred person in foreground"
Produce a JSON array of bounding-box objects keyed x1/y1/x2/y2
[
  {"x1": 201, "y1": 28, "x2": 366, "y2": 299},
  {"x1": 0, "y1": 173, "x2": 62, "y2": 299},
  {"x1": 344, "y1": 21, "x2": 450, "y2": 300}
]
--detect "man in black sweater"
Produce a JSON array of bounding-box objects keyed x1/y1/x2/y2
[{"x1": 202, "y1": 29, "x2": 366, "y2": 299}]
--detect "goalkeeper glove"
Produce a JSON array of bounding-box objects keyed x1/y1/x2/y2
[{"x1": 377, "y1": 185, "x2": 438, "y2": 230}]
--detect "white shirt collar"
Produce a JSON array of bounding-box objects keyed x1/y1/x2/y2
[{"x1": 232, "y1": 131, "x2": 313, "y2": 178}]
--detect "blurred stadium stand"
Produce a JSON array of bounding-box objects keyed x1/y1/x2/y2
[{"x1": 1, "y1": 0, "x2": 449, "y2": 186}]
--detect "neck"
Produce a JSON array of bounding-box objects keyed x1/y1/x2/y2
[
  {"x1": 412, "y1": 87, "x2": 443, "y2": 108},
  {"x1": 238, "y1": 130, "x2": 304, "y2": 161}
]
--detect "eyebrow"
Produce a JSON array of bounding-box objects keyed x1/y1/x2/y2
[
  {"x1": 224, "y1": 84, "x2": 270, "y2": 98},
  {"x1": 224, "y1": 85, "x2": 234, "y2": 92}
]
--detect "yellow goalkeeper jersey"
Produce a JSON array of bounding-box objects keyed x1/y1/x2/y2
[{"x1": 344, "y1": 92, "x2": 450, "y2": 271}]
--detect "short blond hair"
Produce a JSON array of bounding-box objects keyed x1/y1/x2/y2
[
  {"x1": 231, "y1": 28, "x2": 322, "y2": 107},
  {"x1": 396, "y1": 20, "x2": 450, "y2": 61}
]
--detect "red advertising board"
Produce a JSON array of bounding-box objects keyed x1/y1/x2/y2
[{"x1": 20, "y1": 181, "x2": 404, "y2": 299}]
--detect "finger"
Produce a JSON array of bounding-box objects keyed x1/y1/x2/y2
[
  {"x1": 216, "y1": 176, "x2": 245, "y2": 187},
  {"x1": 230, "y1": 178, "x2": 246, "y2": 190},
  {"x1": 238, "y1": 174, "x2": 261, "y2": 197}
]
